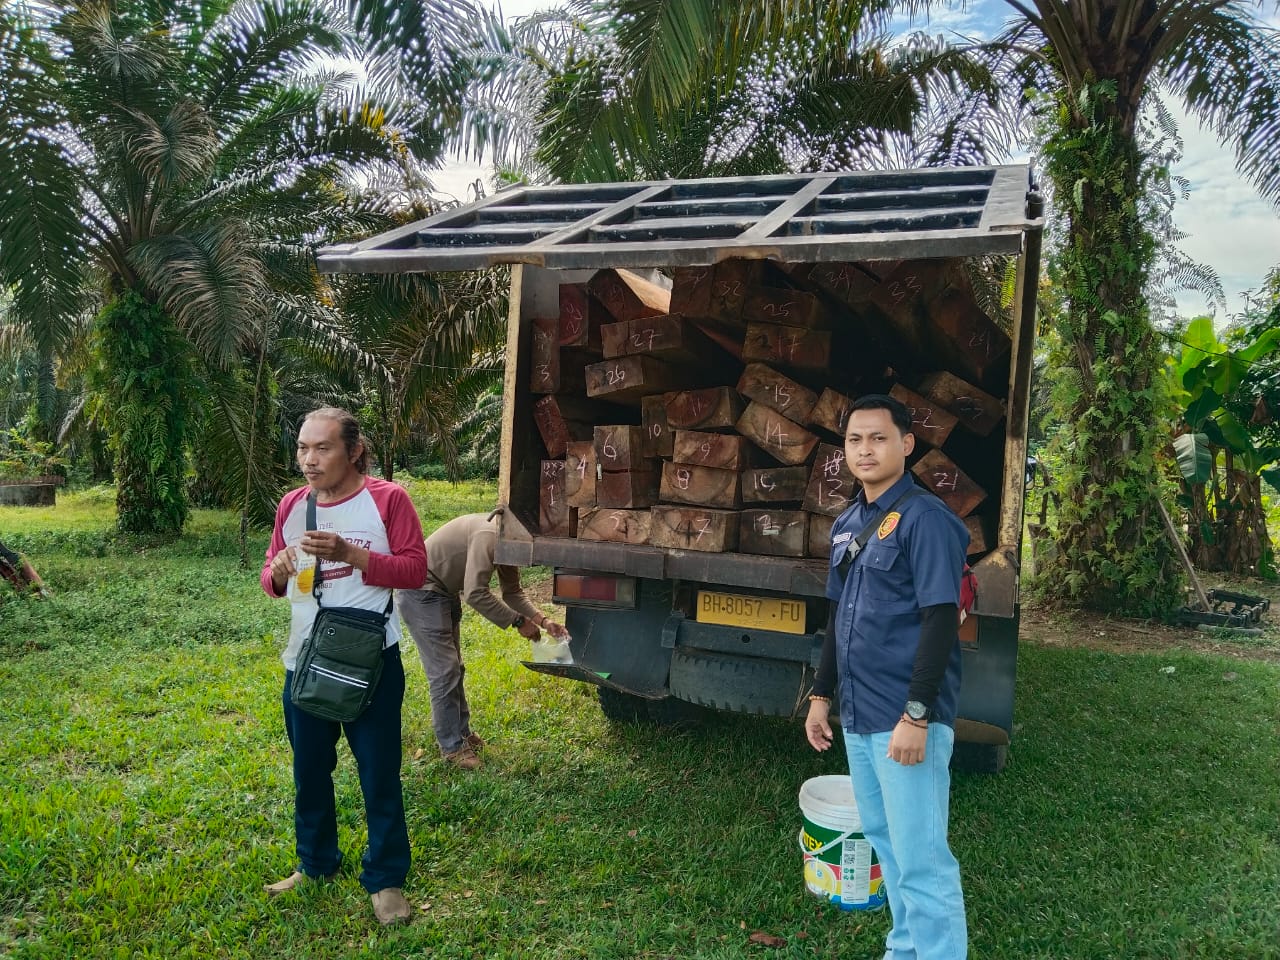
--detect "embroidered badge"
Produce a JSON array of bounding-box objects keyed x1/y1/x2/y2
[
  {"x1": 832, "y1": 532, "x2": 853, "y2": 545},
  {"x1": 877, "y1": 512, "x2": 901, "y2": 540}
]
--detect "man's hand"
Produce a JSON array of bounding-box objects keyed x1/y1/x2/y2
[
  {"x1": 300, "y1": 530, "x2": 350, "y2": 563},
  {"x1": 269, "y1": 546, "x2": 298, "y2": 593},
  {"x1": 805, "y1": 699, "x2": 834, "y2": 752},
  {"x1": 542, "y1": 619, "x2": 570, "y2": 640},
  {"x1": 515, "y1": 617, "x2": 542, "y2": 640},
  {"x1": 887, "y1": 717, "x2": 927, "y2": 766}
]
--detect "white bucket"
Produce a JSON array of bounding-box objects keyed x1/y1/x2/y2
[{"x1": 798, "y1": 775, "x2": 886, "y2": 911}]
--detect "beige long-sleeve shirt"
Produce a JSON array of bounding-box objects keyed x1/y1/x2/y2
[{"x1": 420, "y1": 513, "x2": 541, "y2": 628}]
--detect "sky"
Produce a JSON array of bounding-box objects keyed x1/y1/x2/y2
[{"x1": 432, "y1": 0, "x2": 1280, "y2": 321}]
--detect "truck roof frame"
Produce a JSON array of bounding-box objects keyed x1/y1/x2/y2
[{"x1": 316, "y1": 165, "x2": 1038, "y2": 274}]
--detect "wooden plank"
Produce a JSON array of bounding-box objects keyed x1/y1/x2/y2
[
  {"x1": 911, "y1": 449, "x2": 987, "y2": 517},
  {"x1": 803, "y1": 261, "x2": 878, "y2": 308},
  {"x1": 929, "y1": 286, "x2": 1011, "y2": 383},
  {"x1": 964, "y1": 514, "x2": 991, "y2": 557},
  {"x1": 659, "y1": 461, "x2": 742, "y2": 510},
  {"x1": 599, "y1": 313, "x2": 724, "y2": 365},
  {"x1": 577, "y1": 507, "x2": 651, "y2": 544},
  {"x1": 742, "y1": 465, "x2": 810, "y2": 504},
  {"x1": 669, "y1": 265, "x2": 714, "y2": 318},
  {"x1": 532, "y1": 394, "x2": 594, "y2": 458},
  {"x1": 596, "y1": 466, "x2": 660, "y2": 509},
  {"x1": 742, "y1": 286, "x2": 826, "y2": 329},
  {"x1": 917, "y1": 371, "x2": 1006, "y2": 437},
  {"x1": 585, "y1": 355, "x2": 679, "y2": 404},
  {"x1": 808, "y1": 387, "x2": 855, "y2": 438},
  {"x1": 742, "y1": 322, "x2": 831, "y2": 372},
  {"x1": 802, "y1": 443, "x2": 858, "y2": 517},
  {"x1": 889, "y1": 384, "x2": 960, "y2": 449},
  {"x1": 529, "y1": 316, "x2": 559, "y2": 394},
  {"x1": 649, "y1": 505, "x2": 739, "y2": 553},
  {"x1": 593, "y1": 425, "x2": 648, "y2": 472},
  {"x1": 558, "y1": 283, "x2": 603, "y2": 351},
  {"x1": 671, "y1": 430, "x2": 753, "y2": 471},
  {"x1": 539, "y1": 460, "x2": 577, "y2": 537},
  {"x1": 807, "y1": 512, "x2": 836, "y2": 558},
  {"x1": 564, "y1": 441, "x2": 596, "y2": 509},
  {"x1": 739, "y1": 509, "x2": 808, "y2": 558},
  {"x1": 641, "y1": 394, "x2": 674, "y2": 458},
  {"x1": 588, "y1": 267, "x2": 670, "y2": 323},
  {"x1": 736, "y1": 401, "x2": 820, "y2": 466},
  {"x1": 707, "y1": 259, "x2": 763, "y2": 325},
  {"x1": 664, "y1": 387, "x2": 745, "y2": 431},
  {"x1": 736, "y1": 362, "x2": 819, "y2": 422}
]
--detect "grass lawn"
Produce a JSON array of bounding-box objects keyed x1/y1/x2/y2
[{"x1": 2, "y1": 484, "x2": 1279, "y2": 959}]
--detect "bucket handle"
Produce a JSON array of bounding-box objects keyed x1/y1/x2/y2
[{"x1": 798, "y1": 826, "x2": 854, "y2": 858}]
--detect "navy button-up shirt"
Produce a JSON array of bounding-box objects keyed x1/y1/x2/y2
[{"x1": 825, "y1": 471, "x2": 969, "y2": 733}]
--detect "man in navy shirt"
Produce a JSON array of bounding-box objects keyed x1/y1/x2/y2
[{"x1": 806, "y1": 393, "x2": 969, "y2": 960}]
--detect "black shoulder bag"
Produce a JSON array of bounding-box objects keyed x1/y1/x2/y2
[{"x1": 289, "y1": 493, "x2": 392, "y2": 722}]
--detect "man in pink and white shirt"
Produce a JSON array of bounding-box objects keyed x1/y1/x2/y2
[{"x1": 261, "y1": 407, "x2": 426, "y2": 926}]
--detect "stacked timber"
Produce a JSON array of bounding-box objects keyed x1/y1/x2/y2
[{"x1": 532, "y1": 258, "x2": 1010, "y2": 563}]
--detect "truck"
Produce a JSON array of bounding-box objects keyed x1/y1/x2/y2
[{"x1": 318, "y1": 165, "x2": 1045, "y2": 773}]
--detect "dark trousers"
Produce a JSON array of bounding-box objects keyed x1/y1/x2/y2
[{"x1": 282, "y1": 646, "x2": 410, "y2": 893}]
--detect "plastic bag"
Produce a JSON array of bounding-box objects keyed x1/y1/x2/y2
[{"x1": 530, "y1": 637, "x2": 573, "y2": 664}]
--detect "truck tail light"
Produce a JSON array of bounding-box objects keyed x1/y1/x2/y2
[{"x1": 553, "y1": 572, "x2": 638, "y2": 609}]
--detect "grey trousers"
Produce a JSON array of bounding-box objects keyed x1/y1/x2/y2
[{"x1": 396, "y1": 589, "x2": 471, "y2": 754}]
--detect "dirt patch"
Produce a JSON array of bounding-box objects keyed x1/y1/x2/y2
[{"x1": 1022, "y1": 573, "x2": 1280, "y2": 665}]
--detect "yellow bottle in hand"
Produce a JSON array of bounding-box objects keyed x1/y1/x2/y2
[{"x1": 292, "y1": 549, "x2": 317, "y2": 598}]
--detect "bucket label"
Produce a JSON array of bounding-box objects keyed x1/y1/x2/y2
[{"x1": 800, "y1": 821, "x2": 886, "y2": 911}]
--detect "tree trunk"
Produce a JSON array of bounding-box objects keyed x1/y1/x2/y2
[{"x1": 1038, "y1": 85, "x2": 1181, "y2": 615}]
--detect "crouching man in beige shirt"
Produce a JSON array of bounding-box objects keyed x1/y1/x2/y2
[{"x1": 397, "y1": 510, "x2": 567, "y2": 770}]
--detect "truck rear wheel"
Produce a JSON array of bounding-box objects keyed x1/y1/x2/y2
[
  {"x1": 597, "y1": 687, "x2": 706, "y2": 728},
  {"x1": 667, "y1": 647, "x2": 807, "y2": 716}
]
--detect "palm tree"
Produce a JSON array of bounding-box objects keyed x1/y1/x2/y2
[{"x1": 0, "y1": 0, "x2": 485, "y2": 536}]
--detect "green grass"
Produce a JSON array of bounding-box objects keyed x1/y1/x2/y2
[{"x1": 3, "y1": 486, "x2": 1279, "y2": 958}]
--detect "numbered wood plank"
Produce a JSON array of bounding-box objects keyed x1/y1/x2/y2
[
  {"x1": 928, "y1": 286, "x2": 1011, "y2": 383},
  {"x1": 577, "y1": 508, "x2": 651, "y2": 544},
  {"x1": 539, "y1": 461, "x2": 577, "y2": 537},
  {"x1": 669, "y1": 265, "x2": 715, "y2": 319},
  {"x1": 593, "y1": 425, "x2": 649, "y2": 472},
  {"x1": 803, "y1": 261, "x2": 878, "y2": 309},
  {"x1": 530, "y1": 317, "x2": 587, "y2": 395},
  {"x1": 739, "y1": 509, "x2": 808, "y2": 558},
  {"x1": 889, "y1": 384, "x2": 959, "y2": 449},
  {"x1": 742, "y1": 286, "x2": 826, "y2": 329},
  {"x1": 596, "y1": 466, "x2": 659, "y2": 509},
  {"x1": 866, "y1": 260, "x2": 949, "y2": 319},
  {"x1": 707, "y1": 259, "x2": 763, "y2": 325},
  {"x1": 807, "y1": 512, "x2": 836, "y2": 558},
  {"x1": 585, "y1": 355, "x2": 678, "y2": 405},
  {"x1": 736, "y1": 362, "x2": 818, "y2": 422},
  {"x1": 641, "y1": 395, "x2": 674, "y2": 458},
  {"x1": 649, "y1": 506, "x2": 739, "y2": 553},
  {"x1": 807, "y1": 387, "x2": 854, "y2": 438},
  {"x1": 741, "y1": 465, "x2": 810, "y2": 504},
  {"x1": 671, "y1": 430, "x2": 753, "y2": 471},
  {"x1": 533, "y1": 395, "x2": 594, "y2": 458},
  {"x1": 910, "y1": 449, "x2": 987, "y2": 517},
  {"x1": 663, "y1": 387, "x2": 745, "y2": 431},
  {"x1": 564, "y1": 441, "x2": 597, "y2": 509},
  {"x1": 558, "y1": 283, "x2": 603, "y2": 352},
  {"x1": 600, "y1": 313, "x2": 721, "y2": 365},
  {"x1": 736, "y1": 401, "x2": 820, "y2": 466},
  {"x1": 803, "y1": 444, "x2": 858, "y2": 517},
  {"x1": 659, "y1": 462, "x2": 742, "y2": 510},
  {"x1": 964, "y1": 514, "x2": 991, "y2": 557},
  {"x1": 588, "y1": 268, "x2": 670, "y2": 323},
  {"x1": 917, "y1": 372, "x2": 1005, "y2": 437},
  {"x1": 742, "y1": 322, "x2": 831, "y2": 372}
]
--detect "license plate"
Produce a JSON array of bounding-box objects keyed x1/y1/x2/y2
[{"x1": 696, "y1": 591, "x2": 806, "y2": 634}]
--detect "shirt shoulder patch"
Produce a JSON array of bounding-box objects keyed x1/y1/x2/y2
[{"x1": 877, "y1": 512, "x2": 902, "y2": 540}]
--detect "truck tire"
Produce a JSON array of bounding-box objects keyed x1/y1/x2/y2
[
  {"x1": 667, "y1": 647, "x2": 807, "y2": 716},
  {"x1": 597, "y1": 686, "x2": 707, "y2": 728}
]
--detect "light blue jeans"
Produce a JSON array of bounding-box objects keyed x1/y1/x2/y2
[{"x1": 843, "y1": 724, "x2": 967, "y2": 960}]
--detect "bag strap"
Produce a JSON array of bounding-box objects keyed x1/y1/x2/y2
[{"x1": 305, "y1": 490, "x2": 393, "y2": 621}]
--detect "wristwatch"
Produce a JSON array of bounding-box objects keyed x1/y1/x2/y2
[
  {"x1": 511, "y1": 615, "x2": 526, "y2": 630},
  {"x1": 904, "y1": 700, "x2": 931, "y2": 722}
]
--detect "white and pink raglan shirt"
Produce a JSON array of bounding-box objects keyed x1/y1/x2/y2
[{"x1": 261, "y1": 477, "x2": 427, "y2": 671}]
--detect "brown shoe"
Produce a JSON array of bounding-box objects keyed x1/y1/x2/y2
[
  {"x1": 370, "y1": 887, "x2": 411, "y2": 926},
  {"x1": 442, "y1": 742, "x2": 482, "y2": 770},
  {"x1": 264, "y1": 869, "x2": 336, "y2": 897},
  {"x1": 464, "y1": 732, "x2": 485, "y2": 753}
]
